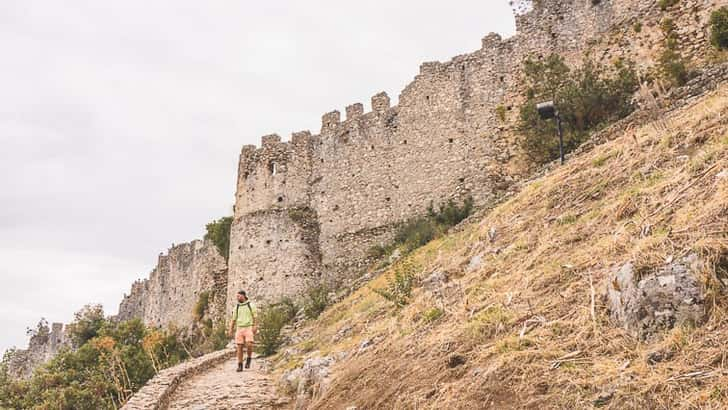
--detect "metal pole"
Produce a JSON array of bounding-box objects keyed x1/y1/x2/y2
[{"x1": 556, "y1": 113, "x2": 564, "y2": 165}]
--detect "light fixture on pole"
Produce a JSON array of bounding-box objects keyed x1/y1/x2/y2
[{"x1": 536, "y1": 101, "x2": 565, "y2": 165}]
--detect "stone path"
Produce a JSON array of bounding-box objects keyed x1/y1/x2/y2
[{"x1": 167, "y1": 355, "x2": 289, "y2": 410}]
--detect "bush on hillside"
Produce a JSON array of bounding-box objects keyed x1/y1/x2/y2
[
  {"x1": 204, "y1": 216, "x2": 233, "y2": 261},
  {"x1": 658, "y1": 0, "x2": 679, "y2": 10},
  {"x1": 303, "y1": 285, "x2": 329, "y2": 319},
  {"x1": 373, "y1": 260, "x2": 419, "y2": 308},
  {"x1": 659, "y1": 48, "x2": 689, "y2": 86},
  {"x1": 255, "y1": 305, "x2": 293, "y2": 357},
  {"x1": 518, "y1": 54, "x2": 639, "y2": 164},
  {"x1": 393, "y1": 197, "x2": 475, "y2": 254},
  {"x1": 710, "y1": 7, "x2": 728, "y2": 50}
]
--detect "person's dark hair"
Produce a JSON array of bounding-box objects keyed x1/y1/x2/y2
[{"x1": 237, "y1": 290, "x2": 247, "y2": 297}]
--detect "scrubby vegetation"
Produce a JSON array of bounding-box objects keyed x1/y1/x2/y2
[
  {"x1": 193, "y1": 291, "x2": 212, "y2": 321},
  {"x1": 255, "y1": 299, "x2": 298, "y2": 357},
  {"x1": 658, "y1": 17, "x2": 689, "y2": 86},
  {"x1": 0, "y1": 305, "x2": 228, "y2": 409},
  {"x1": 369, "y1": 197, "x2": 474, "y2": 262},
  {"x1": 518, "y1": 54, "x2": 639, "y2": 164},
  {"x1": 373, "y1": 260, "x2": 418, "y2": 308},
  {"x1": 711, "y1": 6, "x2": 728, "y2": 50},
  {"x1": 303, "y1": 285, "x2": 330, "y2": 319},
  {"x1": 658, "y1": 0, "x2": 679, "y2": 11},
  {"x1": 204, "y1": 216, "x2": 233, "y2": 261}
]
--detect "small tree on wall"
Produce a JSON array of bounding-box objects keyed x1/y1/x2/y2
[{"x1": 204, "y1": 216, "x2": 233, "y2": 261}]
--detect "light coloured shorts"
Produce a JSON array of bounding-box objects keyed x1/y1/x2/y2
[{"x1": 235, "y1": 327, "x2": 255, "y2": 344}]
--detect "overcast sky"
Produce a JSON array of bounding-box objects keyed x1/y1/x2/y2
[{"x1": 0, "y1": 1, "x2": 515, "y2": 354}]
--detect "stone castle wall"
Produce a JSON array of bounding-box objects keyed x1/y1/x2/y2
[
  {"x1": 5, "y1": 322, "x2": 67, "y2": 379},
  {"x1": 226, "y1": 0, "x2": 725, "y2": 308},
  {"x1": 118, "y1": 239, "x2": 227, "y2": 328}
]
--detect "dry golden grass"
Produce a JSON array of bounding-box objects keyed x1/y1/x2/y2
[{"x1": 272, "y1": 85, "x2": 728, "y2": 409}]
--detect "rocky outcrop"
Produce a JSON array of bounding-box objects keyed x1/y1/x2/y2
[
  {"x1": 281, "y1": 355, "x2": 336, "y2": 410},
  {"x1": 607, "y1": 254, "x2": 706, "y2": 339}
]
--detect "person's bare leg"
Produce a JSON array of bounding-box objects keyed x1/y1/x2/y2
[
  {"x1": 236, "y1": 344, "x2": 244, "y2": 364},
  {"x1": 245, "y1": 341, "x2": 253, "y2": 368}
]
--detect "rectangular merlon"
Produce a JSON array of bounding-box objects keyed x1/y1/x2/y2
[
  {"x1": 419, "y1": 61, "x2": 442, "y2": 75},
  {"x1": 371, "y1": 92, "x2": 390, "y2": 113},
  {"x1": 291, "y1": 130, "x2": 313, "y2": 145},
  {"x1": 481, "y1": 32, "x2": 503, "y2": 50},
  {"x1": 241, "y1": 144, "x2": 257, "y2": 154},
  {"x1": 261, "y1": 134, "x2": 282, "y2": 147},
  {"x1": 321, "y1": 110, "x2": 341, "y2": 131},
  {"x1": 346, "y1": 103, "x2": 364, "y2": 120}
]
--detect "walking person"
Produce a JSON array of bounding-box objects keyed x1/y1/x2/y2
[{"x1": 229, "y1": 290, "x2": 257, "y2": 372}]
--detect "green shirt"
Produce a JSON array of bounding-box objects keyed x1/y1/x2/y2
[{"x1": 232, "y1": 302, "x2": 256, "y2": 328}]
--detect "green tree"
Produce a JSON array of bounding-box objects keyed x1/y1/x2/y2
[
  {"x1": 710, "y1": 7, "x2": 728, "y2": 50},
  {"x1": 66, "y1": 304, "x2": 105, "y2": 347},
  {"x1": 205, "y1": 216, "x2": 233, "y2": 261},
  {"x1": 518, "y1": 55, "x2": 639, "y2": 164}
]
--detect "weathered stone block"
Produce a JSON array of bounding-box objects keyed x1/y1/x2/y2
[{"x1": 606, "y1": 255, "x2": 705, "y2": 339}]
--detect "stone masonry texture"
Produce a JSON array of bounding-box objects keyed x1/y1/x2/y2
[
  {"x1": 227, "y1": 0, "x2": 727, "y2": 310},
  {"x1": 118, "y1": 239, "x2": 228, "y2": 328}
]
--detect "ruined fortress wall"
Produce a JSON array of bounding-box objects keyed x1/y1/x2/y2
[
  {"x1": 226, "y1": 0, "x2": 724, "y2": 304},
  {"x1": 5, "y1": 322, "x2": 67, "y2": 380},
  {"x1": 226, "y1": 208, "x2": 321, "y2": 313},
  {"x1": 118, "y1": 240, "x2": 227, "y2": 328}
]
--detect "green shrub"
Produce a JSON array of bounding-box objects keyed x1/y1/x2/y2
[
  {"x1": 633, "y1": 21, "x2": 642, "y2": 33},
  {"x1": 659, "y1": 48, "x2": 689, "y2": 85},
  {"x1": 518, "y1": 55, "x2": 638, "y2": 164},
  {"x1": 710, "y1": 7, "x2": 728, "y2": 50},
  {"x1": 373, "y1": 260, "x2": 418, "y2": 308},
  {"x1": 422, "y1": 307, "x2": 444, "y2": 323},
  {"x1": 430, "y1": 197, "x2": 474, "y2": 227},
  {"x1": 367, "y1": 244, "x2": 393, "y2": 260},
  {"x1": 395, "y1": 218, "x2": 439, "y2": 252},
  {"x1": 255, "y1": 306, "x2": 291, "y2": 356},
  {"x1": 274, "y1": 297, "x2": 299, "y2": 322},
  {"x1": 204, "y1": 216, "x2": 233, "y2": 261},
  {"x1": 193, "y1": 291, "x2": 211, "y2": 321},
  {"x1": 391, "y1": 197, "x2": 474, "y2": 253},
  {"x1": 658, "y1": 0, "x2": 679, "y2": 11},
  {"x1": 303, "y1": 285, "x2": 329, "y2": 319}
]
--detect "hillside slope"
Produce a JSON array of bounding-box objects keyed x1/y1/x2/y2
[{"x1": 273, "y1": 81, "x2": 728, "y2": 409}]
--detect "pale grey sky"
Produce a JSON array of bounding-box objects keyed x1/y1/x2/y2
[{"x1": 0, "y1": 1, "x2": 515, "y2": 353}]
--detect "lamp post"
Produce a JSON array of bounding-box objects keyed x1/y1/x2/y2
[{"x1": 536, "y1": 101, "x2": 565, "y2": 165}]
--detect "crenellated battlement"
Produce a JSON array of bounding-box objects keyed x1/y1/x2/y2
[
  {"x1": 261, "y1": 134, "x2": 282, "y2": 147},
  {"x1": 371, "y1": 92, "x2": 391, "y2": 113},
  {"x1": 226, "y1": 0, "x2": 723, "y2": 306},
  {"x1": 321, "y1": 110, "x2": 341, "y2": 133},
  {"x1": 346, "y1": 103, "x2": 364, "y2": 120}
]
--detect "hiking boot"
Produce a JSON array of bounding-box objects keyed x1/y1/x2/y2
[
  {"x1": 236, "y1": 363, "x2": 243, "y2": 372},
  {"x1": 245, "y1": 357, "x2": 252, "y2": 369}
]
